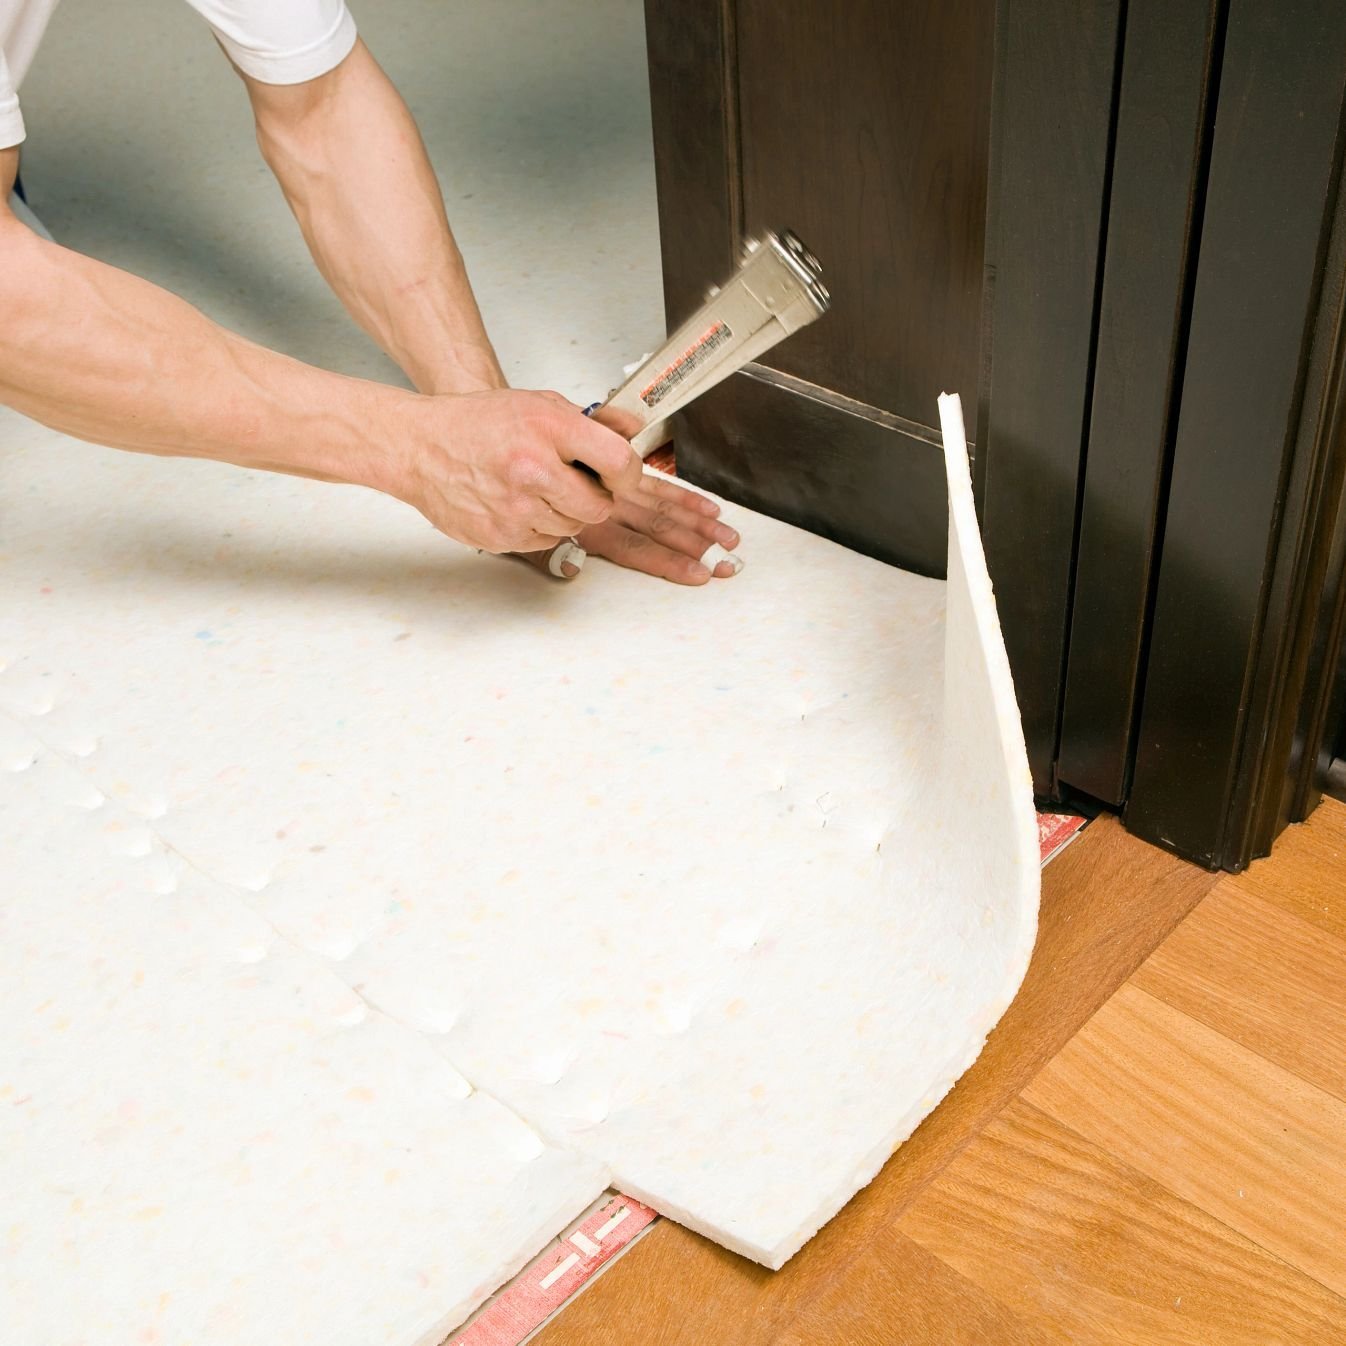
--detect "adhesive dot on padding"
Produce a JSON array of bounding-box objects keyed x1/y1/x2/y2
[
  {"x1": 533, "y1": 1049, "x2": 572, "y2": 1085},
  {"x1": 512, "y1": 1130, "x2": 546, "y2": 1163},
  {"x1": 329, "y1": 1001, "x2": 369, "y2": 1027},
  {"x1": 316, "y1": 933, "x2": 362, "y2": 962}
]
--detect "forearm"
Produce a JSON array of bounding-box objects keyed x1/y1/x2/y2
[
  {"x1": 246, "y1": 40, "x2": 505, "y2": 397},
  {"x1": 0, "y1": 210, "x2": 412, "y2": 492}
]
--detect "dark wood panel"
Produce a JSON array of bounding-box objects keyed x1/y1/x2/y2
[
  {"x1": 642, "y1": 0, "x2": 739, "y2": 333},
  {"x1": 675, "y1": 365, "x2": 948, "y2": 576},
  {"x1": 733, "y1": 0, "x2": 993, "y2": 432},
  {"x1": 1246, "y1": 160, "x2": 1346, "y2": 841},
  {"x1": 1055, "y1": 0, "x2": 1224, "y2": 805},
  {"x1": 976, "y1": 0, "x2": 1124, "y2": 794},
  {"x1": 645, "y1": 0, "x2": 994, "y2": 574},
  {"x1": 1127, "y1": 0, "x2": 1346, "y2": 868}
]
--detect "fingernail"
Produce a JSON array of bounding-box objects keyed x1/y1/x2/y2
[
  {"x1": 718, "y1": 525, "x2": 740, "y2": 547},
  {"x1": 549, "y1": 541, "x2": 586, "y2": 579},
  {"x1": 700, "y1": 542, "x2": 744, "y2": 576},
  {"x1": 688, "y1": 562, "x2": 712, "y2": 583}
]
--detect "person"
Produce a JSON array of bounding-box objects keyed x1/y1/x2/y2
[{"x1": 0, "y1": 0, "x2": 743, "y2": 585}]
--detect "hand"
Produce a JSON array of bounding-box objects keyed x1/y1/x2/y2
[
  {"x1": 388, "y1": 389, "x2": 643, "y2": 552},
  {"x1": 512, "y1": 403, "x2": 742, "y2": 585},
  {"x1": 542, "y1": 403, "x2": 742, "y2": 583},
  {"x1": 569, "y1": 472, "x2": 743, "y2": 584}
]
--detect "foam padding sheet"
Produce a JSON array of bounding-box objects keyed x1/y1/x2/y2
[
  {"x1": 1, "y1": 393, "x2": 1037, "y2": 1338},
  {"x1": 0, "y1": 720, "x2": 607, "y2": 1345}
]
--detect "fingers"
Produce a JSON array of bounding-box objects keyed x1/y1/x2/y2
[
  {"x1": 515, "y1": 540, "x2": 585, "y2": 580},
  {"x1": 697, "y1": 542, "x2": 744, "y2": 578},
  {"x1": 519, "y1": 398, "x2": 637, "y2": 522},
  {"x1": 519, "y1": 530, "x2": 572, "y2": 553},
  {"x1": 545, "y1": 470, "x2": 613, "y2": 527},
  {"x1": 555, "y1": 409, "x2": 644, "y2": 494},
  {"x1": 537, "y1": 502, "x2": 587, "y2": 537},
  {"x1": 611, "y1": 494, "x2": 740, "y2": 558},
  {"x1": 635, "y1": 470, "x2": 724, "y2": 519},
  {"x1": 579, "y1": 521, "x2": 744, "y2": 584},
  {"x1": 580, "y1": 521, "x2": 715, "y2": 585},
  {"x1": 589, "y1": 403, "x2": 644, "y2": 440}
]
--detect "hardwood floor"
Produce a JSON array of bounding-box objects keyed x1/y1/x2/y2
[{"x1": 538, "y1": 803, "x2": 1346, "y2": 1344}]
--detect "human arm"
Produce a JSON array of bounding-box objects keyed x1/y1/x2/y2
[
  {"x1": 240, "y1": 40, "x2": 742, "y2": 583},
  {"x1": 241, "y1": 37, "x2": 502, "y2": 399},
  {"x1": 0, "y1": 145, "x2": 638, "y2": 553}
]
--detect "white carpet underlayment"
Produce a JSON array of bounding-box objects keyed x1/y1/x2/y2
[{"x1": 0, "y1": 392, "x2": 1039, "y2": 1342}]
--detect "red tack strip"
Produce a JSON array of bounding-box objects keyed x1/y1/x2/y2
[
  {"x1": 1038, "y1": 811, "x2": 1087, "y2": 864},
  {"x1": 643, "y1": 444, "x2": 677, "y2": 475},
  {"x1": 450, "y1": 1195, "x2": 658, "y2": 1346}
]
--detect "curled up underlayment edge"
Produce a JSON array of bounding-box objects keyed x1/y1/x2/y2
[{"x1": 0, "y1": 391, "x2": 1039, "y2": 1339}]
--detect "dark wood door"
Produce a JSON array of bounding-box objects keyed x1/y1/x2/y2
[
  {"x1": 645, "y1": 0, "x2": 1346, "y2": 871},
  {"x1": 644, "y1": 0, "x2": 994, "y2": 577}
]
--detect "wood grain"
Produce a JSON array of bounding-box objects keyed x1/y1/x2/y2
[
  {"x1": 1132, "y1": 883, "x2": 1346, "y2": 1101},
  {"x1": 774, "y1": 1226, "x2": 1044, "y2": 1346},
  {"x1": 537, "y1": 818, "x2": 1220, "y2": 1345},
  {"x1": 900, "y1": 1098, "x2": 1346, "y2": 1346},
  {"x1": 648, "y1": 0, "x2": 994, "y2": 576},
  {"x1": 734, "y1": 0, "x2": 993, "y2": 425},
  {"x1": 1224, "y1": 797, "x2": 1346, "y2": 942},
  {"x1": 1055, "y1": 0, "x2": 1223, "y2": 805},
  {"x1": 1023, "y1": 983, "x2": 1346, "y2": 1297},
  {"x1": 977, "y1": 0, "x2": 1124, "y2": 789}
]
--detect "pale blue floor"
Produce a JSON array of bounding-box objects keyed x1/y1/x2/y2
[{"x1": 16, "y1": 0, "x2": 665, "y2": 403}]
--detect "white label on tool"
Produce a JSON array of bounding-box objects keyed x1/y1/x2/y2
[{"x1": 639, "y1": 320, "x2": 734, "y2": 408}]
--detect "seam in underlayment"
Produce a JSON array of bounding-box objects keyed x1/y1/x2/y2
[
  {"x1": 1, "y1": 703, "x2": 581, "y2": 1158},
  {"x1": 2, "y1": 684, "x2": 957, "y2": 1183},
  {"x1": 5, "y1": 684, "x2": 828, "y2": 1217},
  {"x1": 4, "y1": 674, "x2": 873, "y2": 1201}
]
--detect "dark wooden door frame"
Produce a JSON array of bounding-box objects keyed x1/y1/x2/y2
[
  {"x1": 975, "y1": 0, "x2": 1125, "y2": 797},
  {"x1": 1124, "y1": 0, "x2": 1346, "y2": 868},
  {"x1": 1054, "y1": 0, "x2": 1226, "y2": 809},
  {"x1": 980, "y1": 0, "x2": 1346, "y2": 869}
]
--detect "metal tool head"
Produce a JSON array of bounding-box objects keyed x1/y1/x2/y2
[{"x1": 602, "y1": 228, "x2": 831, "y2": 456}]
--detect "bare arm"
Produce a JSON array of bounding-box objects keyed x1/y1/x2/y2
[
  {"x1": 0, "y1": 145, "x2": 636, "y2": 553},
  {"x1": 242, "y1": 39, "x2": 504, "y2": 397},
  {"x1": 239, "y1": 41, "x2": 742, "y2": 583}
]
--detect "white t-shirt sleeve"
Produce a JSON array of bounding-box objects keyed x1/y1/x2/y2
[
  {"x1": 0, "y1": 45, "x2": 24, "y2": 147},
  {"x1": 185, "y1": 0, "x2": 358, "y2": 85}
]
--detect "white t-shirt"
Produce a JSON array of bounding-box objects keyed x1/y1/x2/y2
[{"x1": 1, "y1": 0, "x2": 358, "y2": 149}]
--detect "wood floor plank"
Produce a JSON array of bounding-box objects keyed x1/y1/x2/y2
[
  {"x1": 538, "y1": 818, "x2": 1220, "y2": 1345},
  {"x1": 774, "y1": 1226, "x2": 1050, "y2": 1346},
  {"x1": 1023, "y1": 984, "x2": 1346, "y2": 1296},
  {"x1": 1225, "y1": 797, "x2": 1346, "y2": 942},
  {"x1": 899, "y1": 1099, "x2": 1346, "y2": 1346},
  {"x1": 1132, "y1": 883, "x2": 1346, "y2": 1102}
]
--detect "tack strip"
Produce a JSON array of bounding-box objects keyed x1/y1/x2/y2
[
  {"x1": 1037, "y1": 811, "x2": 1088, "y2": 864},
  {"x1": 449, "y1": 1194, "x2": 658, "y2": 1346}
]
